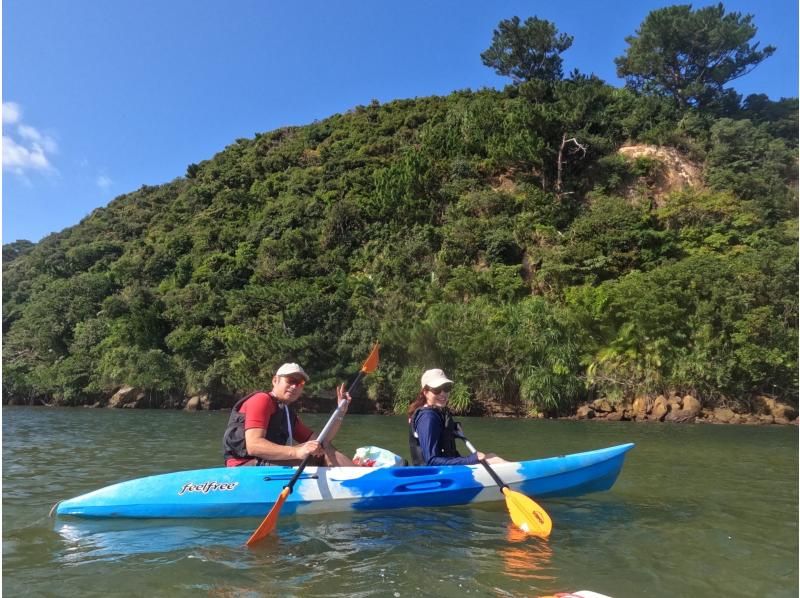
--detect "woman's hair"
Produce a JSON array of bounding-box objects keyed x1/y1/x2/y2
[{"x1": 406, "y1": 389, "x2": 427, "y2": 418}]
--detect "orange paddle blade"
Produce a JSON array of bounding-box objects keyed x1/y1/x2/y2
[
  {"x1": 246, "y1": 487, "x2": 290, "y2": 547},
  {"x1": 502, "y1": 487, "x2": 552, "y2": 538},
  {"x1": 360, "y1": 343, "x2": 380, "y2": 374}
]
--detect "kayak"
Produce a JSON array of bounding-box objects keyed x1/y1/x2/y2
[
  {"x1": 55, "y1": 443, "x2": 634, "y2": 519},
  {"x1": 54, "y1": 443, "x2": 634, "y2": 519}
]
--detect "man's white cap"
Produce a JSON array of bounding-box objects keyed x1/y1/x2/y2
[
  {"x1": 275, "y1": 363, "x2": 309, "y2": 381},
  {"x1": 421, "y1": 368, "x2": 453, "y2": 389}
]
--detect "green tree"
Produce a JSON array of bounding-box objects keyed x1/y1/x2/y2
[
  {"x1": 539, "y1": 196, "x2": 669, "y2": 287},
  {"x1": 481, "y1": 16, "x2": 573, "y2": 83},
  {"x1": 615, "y1": 3, "x2": 775, "y2": 109},
  {"x1": 739, "y1": 94, "x2": 799, "y2": 145},
  {"x1": 392, "y1": 297, "x2": 583, "y2": 414},
  {"x1": 705, "y1": 118, "x2": 796, "y2": 219},
  {"x1": 2, "y1": 240, "x2": 35, "y2": 263}
]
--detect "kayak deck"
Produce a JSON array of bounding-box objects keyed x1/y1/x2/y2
[{"x1": 55, "y1": 443, "x2": 634, "y2": 519}]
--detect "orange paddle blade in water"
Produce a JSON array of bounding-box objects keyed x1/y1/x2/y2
[
  {"x1": 502, "y1": 486, "x2": 553, "y2": 538},
  {"x1": 246, "y1": 487, "x2": 290, "y2": 547}
]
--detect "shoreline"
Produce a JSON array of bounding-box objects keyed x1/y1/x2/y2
[{"x1": 4, "y1": 391, "x2": 798, "y2": 426}]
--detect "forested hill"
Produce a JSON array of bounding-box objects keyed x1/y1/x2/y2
[{"x1": 3, "y1": 11, "x2": 798, "y2": 416}]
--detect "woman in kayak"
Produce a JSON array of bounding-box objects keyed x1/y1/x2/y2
[
  {"x1": 408, "y1": 368, "x2": 507, "y2": 466},
  {"x1": 223, "y1": 362, "x2": 353, "y2": 467}
]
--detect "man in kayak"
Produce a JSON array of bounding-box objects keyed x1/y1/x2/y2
[
  {"x1": 408, "y1": 368, "x2": 507, "y2": 466},
  {"x1": 223, "y1": 363, "x2": 353, "y2": 467}
]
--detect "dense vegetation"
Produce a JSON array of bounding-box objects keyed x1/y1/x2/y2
[{"x1": 3, "y1": 4, "x2": 797, "y2": 415}]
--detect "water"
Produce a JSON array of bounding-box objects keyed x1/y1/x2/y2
[{"x1": 3, "y1": 406, "x2": 797, "y2": 597}]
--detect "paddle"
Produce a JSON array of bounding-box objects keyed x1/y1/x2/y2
[
  {"x1": 456, "y1": 431, "x2": 552, "y2": 538},
  {"x1": 246, "y1": 343, "x2": 380, "y2": 547}
]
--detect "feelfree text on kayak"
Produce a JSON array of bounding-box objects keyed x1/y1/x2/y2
[{"x1": 178, "y1": 481, "x2": 239, "y2": 495}]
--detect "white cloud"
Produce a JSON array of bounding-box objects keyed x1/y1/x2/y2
[
  {"x1": 3, "y1": 135, "x2": 52, "y2": 174},
  {"x1": 2, "y1": 102, "x2": 57, "y2": 175},
  {"x1": 18, "y1": 124, "x2": 58, "y2": 154},
  {"x1": 96, "y1": 175, "x2": 113, "y2": 189},
  {"x1": 3, "y1": 102, "x2": 21, "y2": 124}
]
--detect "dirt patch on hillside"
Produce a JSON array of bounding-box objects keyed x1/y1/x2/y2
[
  {"x1": 618, "y1": 144, "x2": 703, "y2": 206},
  {"x1": 491, "y1": 171, "x2": 519, "y2": 193}
]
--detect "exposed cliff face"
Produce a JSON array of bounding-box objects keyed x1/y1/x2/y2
[{"x1": 618, "y1": 144, "x2": 703, "y2": 206}]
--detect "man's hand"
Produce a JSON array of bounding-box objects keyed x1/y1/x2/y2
[
  {"x1": 336, "y1": 383, "x2": 352, "y2": 412},
  {"x1": 294, "y1": 439, "x2": 323, "y2": 459}
]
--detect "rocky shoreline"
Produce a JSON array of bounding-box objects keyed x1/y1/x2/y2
[
  {"x1": 569, "y1": 394, "x2": 798, "y2": 426},
  {"x1": 4, "y1": 385, "x2": 798, "y2": 426}
]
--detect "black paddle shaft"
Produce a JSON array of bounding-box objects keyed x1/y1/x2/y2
[{"x1": 455, "y1": 432, "x2": 509, "y2": 492}]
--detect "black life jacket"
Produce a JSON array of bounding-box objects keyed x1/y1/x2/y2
[
  {"x1": 222, "y1": 392, "x2": 300, "y2": 463},
  {"x1": 408, "y1": 406, "x2": 461, "y2": 466}
]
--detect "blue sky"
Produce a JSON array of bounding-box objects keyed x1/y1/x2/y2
[{"x1": 3, "y1": 0, "x2": 797, "y2": 244}]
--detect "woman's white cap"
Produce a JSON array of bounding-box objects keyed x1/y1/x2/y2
[
  {"x1": 421, "y1": 368, "x2": 453, "y2": 389},
  {"x1": 275, "y1": 363, "x2": 309, "y2": 381}
]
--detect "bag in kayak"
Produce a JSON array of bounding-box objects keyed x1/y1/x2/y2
[{"x1": 352, "y1": 446, "x2": 407, "y2": 467}]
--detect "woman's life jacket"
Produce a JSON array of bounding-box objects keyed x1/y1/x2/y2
[
  {"x1": 408, "y1": 406, "x2": 461, "y2": 465},
  {"x1": 222, "y1": 392, "x2": 300, "y2": 463}
]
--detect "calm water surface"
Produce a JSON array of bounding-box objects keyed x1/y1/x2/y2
[{"x1": 3, "y1": 407, "x2": 797, "y2": 597}]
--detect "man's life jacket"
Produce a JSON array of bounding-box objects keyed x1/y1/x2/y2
[
  {"x1": 222, "y1": 392, "x2": 300, "y2": 463},
  {"x1": 408, "y1": 406, "x2": 461, "y2": 465}
]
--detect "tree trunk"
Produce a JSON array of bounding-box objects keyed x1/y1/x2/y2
[{"x1": 555, "y1": 133, "x2": 587, "y2": 200}]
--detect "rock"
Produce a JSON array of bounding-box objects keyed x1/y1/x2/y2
[
  {"x1": 712, "y1": 407, "x2": 737, "y2": 424},
  {"x1": 576, "y1": 405, "x2": 595, "y2": 419},
  {"x1": 590, "y1": 398, "x2": 614, "y2": 413},
  {"x1": 651, "y1": 396, "x2": 670, "y2": 421},
  {"x1": 606, "y1": 410, "x2": 626, "y2": 421},
  {"x1": 125, "y1": 395, "x2": 146, "y2": 408},
  {"x1": 108, "y1": 386, "x2": 143, "y2": 408},
  {"x1": 758, "y1": 414, "x2": 775, "y2": 425},
  {"x1": 779, "y1": 405, "x2": 796, "y2": 421},
  {"x1": 681, "y1": 395, "x2": 702, "y2": 417},
  {"x1": 755, "y1": 396, "x2": 798, "y2": 422},
  {"x1": 185, "y1": 394, "x2": 212, "y2": 411},
  {"x1": 664, "y1": 409, "x2": 697, "y2": 423},
  {"x1": 632, "y1": 396, "x2": 653, "y2": 419}
]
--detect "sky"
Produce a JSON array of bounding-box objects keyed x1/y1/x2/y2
[{"x1": 3, "y1": 0, "x2": 798, "y2": 244}]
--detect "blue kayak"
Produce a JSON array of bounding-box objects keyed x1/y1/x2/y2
[{"x1": 54, "y1": 443, "x2": 634, "y2": 519}]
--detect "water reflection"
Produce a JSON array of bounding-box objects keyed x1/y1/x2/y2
[
  {"x1": 500, "y1": 525, "x2": 556, "y2": 582},
  {"x1": 53, "y1": 519, "x2": 251, "y2": 564}
]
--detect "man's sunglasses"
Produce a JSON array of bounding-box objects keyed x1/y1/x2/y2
[
  {"x1": 427, "y1": 385, "x2": 453, "y2": 395},
  {"x1": 284, "y1": 376, "x2": 306, "y2": 387}
]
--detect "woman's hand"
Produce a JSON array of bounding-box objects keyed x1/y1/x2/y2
[{"x1": 474, "y1": 451, "x2": 502, "y2": 462}]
